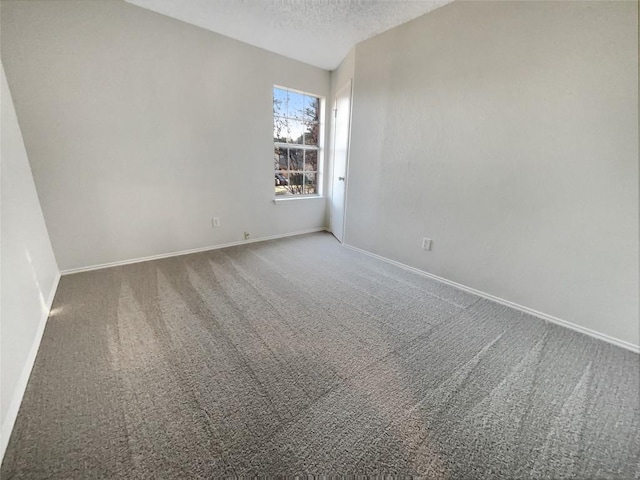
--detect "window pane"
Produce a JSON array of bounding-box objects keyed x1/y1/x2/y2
[
  {"x1": 275, "y1": 171, "x2": 289, "y2": 195},
  {"x1": 283, "y1": 172, "x2": 301, "y2": 195},
  {"x1": 275, "y1": 147, "x2": 289, "y2": 195},
  {"x1": 287, "y1": 119, "x2": 305, "y2": 144},
  {"x1": 274, "y1": 147, "x2": 287, "y2": 170},
  {"x1": 287, "y1": 90, "x2": 305, "y2": 119},
  {"x1": 274, "y1": 88, "x2": 287, "y2": 117},
  {"x1": 303, "y1": 122, "x2": 319, "y2": 146},
  {"x1": 289, "y1": 172, "x2": 304, "y2": 186},
  {"x1": 304, "y1": 150, "x2": 318, "y2": 171},
  {"x1": 304, "y1": 95, "x2": 319, "y2": 122},
  {"x1": 275, "y1": 171, "x2": 289, "y2": 185},
  {"x1": 288, "y1": 148, "x2": 304, "y2": 171},
  {"x1": 303, "y1": 172, "x2": 317, "y2": 195},
  {"x1": 274, "y1": 117, "x2": 287, "y2": 143}
]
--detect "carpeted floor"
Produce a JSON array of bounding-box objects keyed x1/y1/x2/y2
[{"x1": 2, "y1": 232, "x2": 639, "y2": 478}]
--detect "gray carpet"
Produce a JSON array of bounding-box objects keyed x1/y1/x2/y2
[{"x1": 2, "y1": 232, "x2": 639, "y2": 478}]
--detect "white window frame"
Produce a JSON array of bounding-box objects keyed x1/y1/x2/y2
[{"x1": 273, "y1": 85, "x2": 325, "y2": 199}]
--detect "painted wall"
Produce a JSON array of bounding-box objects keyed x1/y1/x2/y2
[
  {"x1": 347, "y1": 1, "x2": 639, "y2": 347},
  {"x1": 330, "y1": 48, "x2": 356, "y2": 109},
  {"x1": 1, "y1": 0, "x2": 331, "y2": 271},
  {"x1": 1, "y1": 64, "x2": 60, "y2": 458}
]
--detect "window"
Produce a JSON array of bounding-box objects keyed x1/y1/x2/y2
[{"x1": 273, "y1": 87, "x2": 321, "y2": 196}]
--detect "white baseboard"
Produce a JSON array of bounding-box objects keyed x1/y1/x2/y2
[
  {"x1": 343, "y1": 243, "x2": 639, "y2": 354},
  {"x1": 61, "y1": 228, "x2": 329, "y2": 275},
  {"x1": 1, "y1": 271, "x2": 61, "y2": 462}
]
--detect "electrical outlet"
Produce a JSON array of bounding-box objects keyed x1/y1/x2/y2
[
  {"x1": 212, "y1": 217, "x2": 220, "y2": 228},
  {"x1": 422, "y1": 237, "x2": 432, "y2": 251},
  {"x1": 244, "y1": 232, "x2": 250, "y2": 240}
]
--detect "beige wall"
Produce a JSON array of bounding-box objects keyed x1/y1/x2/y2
[
  {"x1": 1, "y1": 64, "x2": 60, "y2": 458},
  {"x1": 1, "y1": 0, "x2": 331, "y2": 271},
  {"x1": 346, "y1": 1, "x2": 639, "y2": 347}
]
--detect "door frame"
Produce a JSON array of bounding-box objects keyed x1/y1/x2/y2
[{"x1": 329, "y1": 78, "x2": 353, "y2": 243}]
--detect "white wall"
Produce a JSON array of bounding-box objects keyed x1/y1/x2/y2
[
  {"x1": 346, "y1": 1, "x2": 639, "y2": 347},
  {"x1": 330, "y1": 48, "x2": 356, "y2": 111},
  {"x1": 1, "y1": 0, "x2": 331, "y2": 271},
  {"x1": 1, "y1": 64, "x2": 60, "y2": 459}
]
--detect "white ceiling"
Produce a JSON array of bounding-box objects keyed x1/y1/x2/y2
[{"x1": 125, "y1": 0, "x2": 453, "y2": 70}]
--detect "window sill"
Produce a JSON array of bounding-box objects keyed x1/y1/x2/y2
[{"x1": 273, "y1": 196, "x2": 325, "y2": 205}]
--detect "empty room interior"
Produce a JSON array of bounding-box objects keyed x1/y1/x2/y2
[{"x1": 1, "y1": 0, "x2": 638, "y2": 477}]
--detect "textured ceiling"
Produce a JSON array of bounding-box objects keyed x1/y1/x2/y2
[{"x1": 125, "y1": 0, "x2": 453, "y2": 70}]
